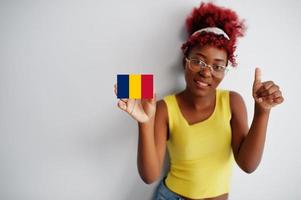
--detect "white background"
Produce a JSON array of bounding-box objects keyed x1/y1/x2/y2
[{"x1": 0, "y1": 0, "x2": 300, "y2": 199}]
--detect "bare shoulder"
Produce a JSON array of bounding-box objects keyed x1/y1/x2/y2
[
  {"x1": 229, "y1": 90, "x2": 246, "y2": 114},
  {"x1": 155, "y1": 99, "x2": 168, "y2": 124},
  {"x1": 155, "y1": 99, "x2": 169, "y2": 140},
  {"x1": 156, "y1": 99, "x2": 167, "y2": 109},
  {"x1": 229, "y1": 90, "x2": 244, "y2": 103}
]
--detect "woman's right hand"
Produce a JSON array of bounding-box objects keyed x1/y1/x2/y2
[{"x1": 114, "y1": 84, "x2": 156, "y2": 123}]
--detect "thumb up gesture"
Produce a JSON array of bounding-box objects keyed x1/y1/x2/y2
[{"x1": 252, "y1": 68, "x2": 284, "y2": 111}]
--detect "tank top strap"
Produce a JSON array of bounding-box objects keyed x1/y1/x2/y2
[
  {"x1": 163, "y1": 94, "x2": 182, "y2": 133},
  {"x1": 216, "y1": 89, "x2": 232, "y2": 121},
  {"x1": 163, "y1": 89, "x2": 231, "y2": 130}
]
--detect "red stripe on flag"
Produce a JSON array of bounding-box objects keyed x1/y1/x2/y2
[{"x1": 141, "y1": 74, "x2": 153, "y2": 99}]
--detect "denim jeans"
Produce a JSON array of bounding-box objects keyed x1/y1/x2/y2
[{"x1": 153, "y1": 177, "x2": 185, "y2": 200}]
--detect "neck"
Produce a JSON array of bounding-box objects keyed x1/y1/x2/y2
[{"x1": 181, "y1": 88, "x2": 216, "y2": 110}]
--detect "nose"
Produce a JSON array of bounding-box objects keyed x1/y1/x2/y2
[{"x1": 198, "y1": 66, "x2": 212, "y2": 77}]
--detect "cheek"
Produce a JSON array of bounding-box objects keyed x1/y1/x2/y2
[
  {"x1": 184, "y1": 69, "x2": 194, "y2": 83},
  {"x1": 211, "y1": 77, "x2": 223, "y2": 87},
  {"x1": 185, "y1": 71, "x2": 205, "y2": 92}
]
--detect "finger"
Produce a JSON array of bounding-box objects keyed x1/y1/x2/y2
[
  {"x1": 268, "y1": 90, "x2": 283, "y2": 100},
  {"x1": 142, "y1": 87, "x2": 156, "y2": 102},
  {"x1": 114, "y1": 84, "x2": 129, "y2": 103},
  {"x1": 114, "y1": 83, "x2": 128, "y2": 101},
  {"x1": 147, "y1": 92, "x2": 156, "y2": 105},
  {"x1": 129, "y1": 99, "x2": 137, "y2": 115},
  {"x1": 114, "y1": 83, "x2": 118, "y2": 96},
  {"x1": 265, "y1": 96, "x2": 275, "y2": 103},
  {"x1": 114, "y1": 84, "x2": 126, "y2": 100},
  {"x1": 259, "y1": 96, "x2": 275, "y2": 104},
  {"x1": 117, "y1": 100, "x2": 127, "y2": 111},
  {"x1": 120, "y1": 99, "x2": 129, "y2": 103},
  {"x1": 273, "y1": 96, "x2": 284, "y2": 104},
  {"x1": 256, "y1": 81, "x2": 274, "y2": 97},
  {"x1": 262, "y1": 91, "x2": 283, "y2": 103},
  {"x1": 266, "y1": 96, "x2": 283, "y2": 105},
  {"x1": 270, "y1": 90, "x2": 282, "y2": 99},
  {"x1": 254, "y1": 67, "x2": 261, "y2": 84},
  {"x1": 258, "y1": 84, "x2": 279, "y2": 97},
  {"x1": 262, "y1": 90, "x2": 281, "y2": 102},
  {"x1": 256, "y1": 97, "x2": 263, "y2": 103},
  {"x1": 153, "y1": 92, "x2": 157, "y2": 101},
  {"x1": 150, "y1": 88, "x2": 156, "y2": 102}
]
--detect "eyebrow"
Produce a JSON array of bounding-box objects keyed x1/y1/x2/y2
[{"x1": 195, "y1": 53, "x2": 226, "y2": 62}]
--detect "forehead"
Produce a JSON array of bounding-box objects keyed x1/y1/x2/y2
[{"x1": 189, "y1": 45, "x2": 227, "y2": 61}]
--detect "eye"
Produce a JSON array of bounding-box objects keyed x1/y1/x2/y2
[
  {"x1": 189, "y1": 58, "x2": 207, "y2": 67},
  {"x1": 190, "y1": 59, "x2": 199, "y2": 65},
  {"x1": 212, "y1": 65, "x2": 225, "y2": 71}
]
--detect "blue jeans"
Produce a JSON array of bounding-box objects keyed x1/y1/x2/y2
[{"x1": 153, "y1": 177, "x2": 184, "y2": 200}]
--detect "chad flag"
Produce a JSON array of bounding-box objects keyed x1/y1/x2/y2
[{"x1": 117, "y1": 74, "x2": 153, "y2": 99}]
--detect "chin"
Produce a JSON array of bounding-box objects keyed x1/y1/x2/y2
[
  {"x1": 188, "y1": 86, "x2": 211, "y2": 97},
  {"x1": 190, "y1": 82, "x2": 215, "y2": 96}
]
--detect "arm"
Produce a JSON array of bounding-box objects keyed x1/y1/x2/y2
[
  {"x1": 137, "y1": 100, "x2": 168, "y2": 184},
  {"x1": 230, "y1": 68, "x2": 284, "y2": 173},
  {"x1": 230, "y1": 91, "x2": 270, "y2": 173},
  {"x1": 114, "y1": 84, "x2": 168, "y2": 184}
]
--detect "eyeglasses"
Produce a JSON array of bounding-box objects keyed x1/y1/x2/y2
[{"x1": 185, "y1": 57, "x2": 229, "y2": 77}]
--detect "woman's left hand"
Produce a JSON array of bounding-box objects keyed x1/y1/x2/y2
[{"x1": 252, "y1": 67, "x2": 284, "y2": 111}]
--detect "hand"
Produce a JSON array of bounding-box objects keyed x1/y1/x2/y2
[
  {"x1": 252, "y1": 68, "x2": 284, "y2": 111},
  {"x1": 114, "y1": 84, "x2": 156, "y2": 123}
]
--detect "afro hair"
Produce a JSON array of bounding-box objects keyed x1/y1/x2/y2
[{"x1": 181, "y1": 2, "x2": 246, "y2": 67}]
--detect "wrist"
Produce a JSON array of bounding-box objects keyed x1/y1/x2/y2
[
  {"x1": 254, "y1": 102, "x2": 271, "y2": 116},
  {"x1": 138, "y1": 116, "x2": 154, "y2": 126}
]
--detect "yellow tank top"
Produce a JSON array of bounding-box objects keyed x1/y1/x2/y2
[{"x1": 163, "y1": 89, "x2": 234, "y2": 199}]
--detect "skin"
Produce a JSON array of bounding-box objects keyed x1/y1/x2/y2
[{"x1": 114, "y1": 44, "x2": 284, "y2": 200}]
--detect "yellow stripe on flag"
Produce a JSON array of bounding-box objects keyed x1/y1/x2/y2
[{"x1": 129, "y1": 74, "x2": 141, "y2": 99}]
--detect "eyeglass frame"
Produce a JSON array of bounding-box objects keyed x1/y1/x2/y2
[{"x1": 185, "y1": 57, "x2": 230, "y2": 77}]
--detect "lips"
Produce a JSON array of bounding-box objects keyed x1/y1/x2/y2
[{"x1": 194, "y1": 79, "x2": 211, "y2": 88}]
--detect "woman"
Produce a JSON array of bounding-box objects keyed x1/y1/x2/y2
[{"x1": 114, "y1": 2, "x2": 284, "y2": 200}]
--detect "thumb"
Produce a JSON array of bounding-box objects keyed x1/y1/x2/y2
[
  {"x1": 152, "y1": 93, "x2": 157, "y2": 103},
  {"x1": 149, "y1": 88, "x2": 156, "y2": 104},
  {"x1": 254, "y1": 67, "x2": 262, "y2": 84},
  {"x1": 253, "y1": 67, "x2": 263, "y2": 103}
]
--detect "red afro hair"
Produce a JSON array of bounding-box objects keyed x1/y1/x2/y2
[{"x1": 181, "y1": 2, "x2": 246, "y2": 67}]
